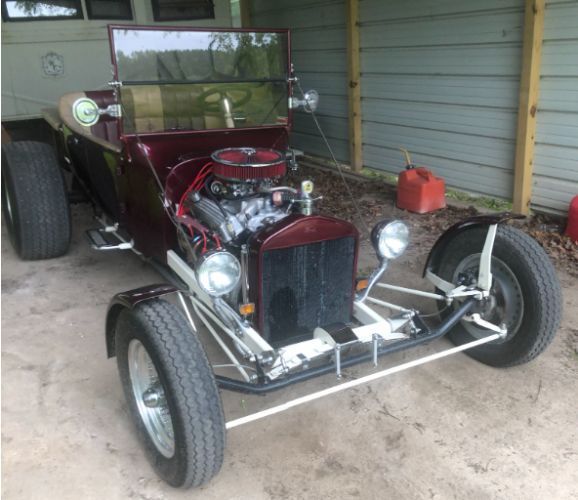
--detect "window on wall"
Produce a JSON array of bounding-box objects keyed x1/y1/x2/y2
[
  {"x1": 1, "y1": 0, "x2": 83, "y2": 21},
  {"x1": 86, "y1": 0, "x2": 132, "y2": 20},
  {"x1": 151, "y1": 0, "x2": 215, "y2": 22}
]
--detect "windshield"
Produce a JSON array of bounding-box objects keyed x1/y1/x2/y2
[{"x1": 110, "y1": 27, "x2": 290, "y2": 134}]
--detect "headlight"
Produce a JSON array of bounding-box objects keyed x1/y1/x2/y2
[
  {"x1": 196, "y1": 251, "x2": 241, "y2": 297},
  {"x1": 371, "y1": 220, "x2": 410, "y2": 260}
]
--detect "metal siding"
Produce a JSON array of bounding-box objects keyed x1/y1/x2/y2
[
  {"x1": 359, "y1": 0, "x2": 524, "y2": 198},
  {"x1": 250, "y1": 0, "x2": 349, "y2": 160},
  {"x1": 533, "y1": 0, "x2": 578, "y2": 213},
  {"x1": 249, "y1": 0, "x2": 577, "y2": 213}
]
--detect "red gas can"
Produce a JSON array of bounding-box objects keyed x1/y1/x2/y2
[
  {"x1": 565, "y1": 195, "x2": 578, "y2": 243},
  {"x1": 397, "y1": 166, "x2": 446, "y2": 213}
]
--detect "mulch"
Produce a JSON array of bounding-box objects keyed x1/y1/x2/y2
[{"x1": 286, "y1": 164, "x2": 578, "y2": 278}]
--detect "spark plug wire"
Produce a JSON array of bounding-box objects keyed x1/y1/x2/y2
[{"x1": 176, "y1": 161, "x2": 213, "y2": 216}]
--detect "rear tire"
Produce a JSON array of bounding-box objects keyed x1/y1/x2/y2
[
  {"x1": 436, "y1": 225, "x2": 562, "y2": 367},
  {"x1": 1, "y1": 141, "x2": 71, "y2": 259},
  {"x1": 115, "y1": 299, "x2": 225, "y2": 488}
]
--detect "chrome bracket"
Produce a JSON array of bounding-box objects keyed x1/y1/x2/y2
[
  {"x1": 357, "y1": 260, "x2": 388, "y2": 302},
  {"x1": 425, "y1": 269, "x2": 455, "y2": 293},
  {"x1": 478, "y1": 224, "x2": 498, "y2": 291},
  {"x1": 463, "y1": 313, "x2": 508, "y2": 338},
  {"x1": 334, "y1": 344, "x2": 342, "y2": 378}
]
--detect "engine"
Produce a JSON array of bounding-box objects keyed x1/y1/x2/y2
[
  {"x1": 177, "y1": 147, "x2": 314, "y2": 257},
  {"x1": 175, "y1": 147, "x2": 356, "y2": 350},
  {"x1": 186, "y1": 190, "x2": 289, "y2": 243}
]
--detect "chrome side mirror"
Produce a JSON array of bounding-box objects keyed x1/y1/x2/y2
[
  {"x1": 303, "y1": 90, "x2": 319, "y2": 113},
  {"x1": 72, "y1": 97, "x2": 121, "y2": 127},
  {"x1": 290, "y1": 89, "x2": 320, "y2": 113}
]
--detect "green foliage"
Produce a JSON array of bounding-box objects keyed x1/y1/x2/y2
[
  {"x1": 360, "y1": 167, "x2": 398, "y2": 185},
  {"x1": 445, "y1": 189, "x2": 512, "y2": 211},
  {"x1": 11, "y1": 0, "x2": 77, "y2": 16}
]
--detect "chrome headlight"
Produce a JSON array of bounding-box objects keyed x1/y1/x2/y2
[
  {"x1": 371, "y1": 220, "x2": 410, "y2": 260},
  {"x1": 196, "y1": 251, "x2": 241, "y2": 297}
]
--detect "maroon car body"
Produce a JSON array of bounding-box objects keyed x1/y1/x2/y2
[{"x1": 67, "y1": 25, "x2": 294, "y2": 263}]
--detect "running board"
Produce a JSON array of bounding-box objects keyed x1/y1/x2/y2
[
  {"x1": 86, "y1": 229, "x2": 133, "y2": 251},
  {"x1": 225, "y1": 332, "x2": 501, "y2": 430}
]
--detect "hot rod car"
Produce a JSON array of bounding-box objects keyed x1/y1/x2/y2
[{"x1": 1, "y1": 26, "x2": 562, "y2": 489}]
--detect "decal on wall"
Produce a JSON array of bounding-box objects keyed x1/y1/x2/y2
[{"x1": 41, "y1": 52, "x2": 64, "y2": 77}]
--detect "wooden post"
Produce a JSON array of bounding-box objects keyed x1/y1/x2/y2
[
  {"x1": 346, "y1": 0, "x2": 363, "y2": 172},
  {"x1": 239, "y1": 0, "x2": 251, "y2": 28},
  {"x1": 513, "y1": 0, "x2": 545, "y2": 214}
]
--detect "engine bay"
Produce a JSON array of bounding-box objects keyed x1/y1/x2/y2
[{"x1": 176, "y1": 147, "x2": 315, "y2": 259}]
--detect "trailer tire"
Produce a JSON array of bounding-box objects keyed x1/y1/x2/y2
[
  {"x1": 436, "y1": 225, "x2": 561, "y2": 367},
  {"x1": 1, "y1": 141, "x2": 71, "y2": 260},
  {"x1": 115, "y1": 299, "x2": 225, "y2": 488}
]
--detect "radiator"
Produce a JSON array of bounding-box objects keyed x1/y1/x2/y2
[{"x1": 261, "y1": 236, "x2": 356, "y2": 346}]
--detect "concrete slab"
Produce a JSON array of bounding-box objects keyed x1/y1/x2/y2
[{"x1": 2, "y1": 204, "x2": 577, "y2": 499}]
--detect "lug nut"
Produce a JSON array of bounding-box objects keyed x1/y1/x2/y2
[{"x1": 142, "y1": 388, "x2": 161, "y2": 408}]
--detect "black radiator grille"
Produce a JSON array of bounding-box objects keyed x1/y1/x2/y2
[{"x1": 261, "y1": 237, "x2": 356, "y2": 345}]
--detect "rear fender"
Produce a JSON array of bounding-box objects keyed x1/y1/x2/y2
[
  {"x1": 105, "y1": 284, "x2": 180, "y2": 358},
  {"x1": 423, "y1": 212, "x2": 525, "y2": 277}
]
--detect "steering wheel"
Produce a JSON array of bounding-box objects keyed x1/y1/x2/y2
[{"x1": 197, "y1": 85, "x2": 253, "y2": 113}]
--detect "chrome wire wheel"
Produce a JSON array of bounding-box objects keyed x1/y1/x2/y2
[
  {"x1": 116, "y1": 300, "x2": 225, "y2": 488},
  {"x1": 452, "y1": 253, "x2": 524, "y2": 344},
  {"x1": 128, "y1": 339, "x2": 175, "y2": 458},
  {"x1": 437, "y1": 226, "x2": 561, "y2": 367}
]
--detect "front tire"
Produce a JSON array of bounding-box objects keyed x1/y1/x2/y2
[
  {"x1": 437, "y1": 225, "x2": 562, "y2": 367},
  {"x1": 115, "y1": 299, "x2": 225, "y2": 488}
]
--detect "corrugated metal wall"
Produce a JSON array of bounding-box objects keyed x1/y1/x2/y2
[
  {"x1": 250, "y1": 0, "x2": 577, "y2": 213},
  {"x1": 250, "y1": 0, "x2": 349, "y2": 160},
  {"x1": 532, "y1": 0, "x2": 578, "y2": 213},
  {"x1": 358, "y1": 0, "x2": 524, "y2": 199}
]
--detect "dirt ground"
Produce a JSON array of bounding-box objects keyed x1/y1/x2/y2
[{"x1": 2, "y1": 196, "x2": 578, "y2": 499}]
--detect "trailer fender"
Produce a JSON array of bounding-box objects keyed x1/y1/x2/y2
[
  {"x1": 423, "y1": 212, "x2": 525, "y2": 277},
  {"x1": 105, "y1": 284, "x2": 181, "y2": 358}
]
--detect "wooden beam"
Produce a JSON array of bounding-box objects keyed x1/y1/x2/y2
[
  {"x1": 239, "y1": 0, "x2": 251, "y2": 28},
  {"x1": 346, "y1": 0, "x2": 363, "y2": 172},
  {"x1": 513, "y1": 0, "x2": 545, "y2": 214}
]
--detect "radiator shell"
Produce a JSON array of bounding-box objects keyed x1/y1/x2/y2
[{"x1": 249, "y1": 214, "x2": 359, "y2": 344}]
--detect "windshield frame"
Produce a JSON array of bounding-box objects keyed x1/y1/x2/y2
[{"x1": 107, "y1": 24, "x2": 292, "y2": 138}]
